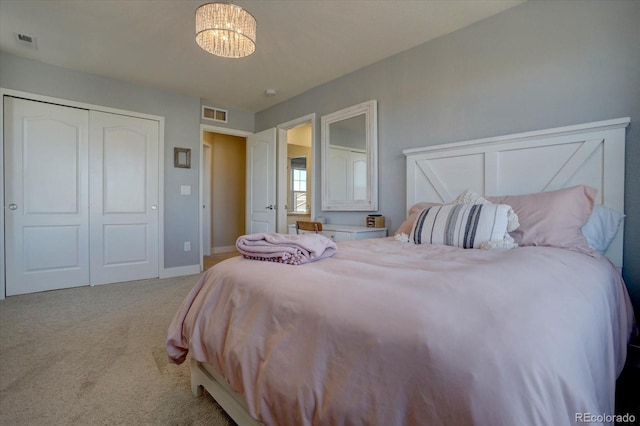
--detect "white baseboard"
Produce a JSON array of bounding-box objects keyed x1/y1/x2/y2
[{"x1": 160, "y1": 264, "x2": 201, "y2": 279}]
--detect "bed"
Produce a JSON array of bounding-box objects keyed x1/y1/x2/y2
[{"x1": 167, "y1": 117, "x2": 635, "y2": 426}]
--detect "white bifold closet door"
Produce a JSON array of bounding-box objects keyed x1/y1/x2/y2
[
  {"x1": 88, "y1": 110, "x2": 159, "y2": 286},
  {"x1": 4, "y1": 97, "x2": 159, "y2": 296}
]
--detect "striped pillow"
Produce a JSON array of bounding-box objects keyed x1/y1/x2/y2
[{"x1": 409, "y1": 204, "x2": 510, "y2": 249}]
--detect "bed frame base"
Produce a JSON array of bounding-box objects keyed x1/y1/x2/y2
[{"x1": 190, "y1": 359, "x2": 261, "y2": 426}]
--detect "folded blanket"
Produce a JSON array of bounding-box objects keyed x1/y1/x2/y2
[{"x1": 236, "y1": 232, "x2": 337, "y2": 265}]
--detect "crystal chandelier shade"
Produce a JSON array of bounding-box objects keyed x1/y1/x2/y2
[{"x1": 195, "y1": 2, "x2": 257, "y2": 58}]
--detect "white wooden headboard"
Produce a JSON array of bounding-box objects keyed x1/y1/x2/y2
[{"x1": 404, "y1": 117, "x2": 630, "y2": 269}]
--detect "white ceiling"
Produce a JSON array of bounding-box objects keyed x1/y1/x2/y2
[{"x1": 0, "y1": 0, "x2": 524, "y2": 113}]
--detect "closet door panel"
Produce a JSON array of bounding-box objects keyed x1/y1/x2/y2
[
  {"x1": 102, "y1": 127, "x2": 147, "y2": 213},
  {"x1": 89, "y1": 111, "x2": 159, "y2": 285},
  {"x1": 4, "y1": 97, "x2": 90, "y2": 295}
]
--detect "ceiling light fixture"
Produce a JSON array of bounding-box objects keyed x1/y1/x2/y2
[{"x1": 195, "y1": 2, "x2": 257, "y2": 58}]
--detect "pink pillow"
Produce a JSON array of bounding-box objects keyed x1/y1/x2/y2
[
  {"x1": 396, "y1": 202, "x2": 441, "y2": 235},
  {"x1": 487, "y1": 185, "x2": 598, "y2": 255}
]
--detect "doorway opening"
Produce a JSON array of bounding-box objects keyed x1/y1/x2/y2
[
  {"x1": 200, "y1": 125, "x2": 251, "y2": 271},
  {"x1": 200, "y1": 116, "x2": 315, "y2": 270},
  {"x1": 276, "y1": 113, "x2": 316, "y2": 234}
]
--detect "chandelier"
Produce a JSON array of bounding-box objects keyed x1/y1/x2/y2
[{"x1": 195, "y1": 2, "x2": 257, "y2": 58}]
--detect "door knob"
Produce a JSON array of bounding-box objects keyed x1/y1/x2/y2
[
  {"x1": 8, "y1": 204, "x2": 17, "y2": 210},
  {"x1": 265, "y1": 205, "x2": 274, "y2": 210},
  {"x1": 151, "y1": 205, "x2": 157, "y2": 210}
]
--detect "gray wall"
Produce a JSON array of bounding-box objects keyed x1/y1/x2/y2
[
  {"x1": 256, "y1": 1, "x2": 640, "y2": 312},
  {"x1": 0, "y1": 52, "x2": 202, "y2": 269}
]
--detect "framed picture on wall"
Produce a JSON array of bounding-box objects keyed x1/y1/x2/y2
[{"x1": 174, "y1": 147, "x2": 191, "y2": 168}]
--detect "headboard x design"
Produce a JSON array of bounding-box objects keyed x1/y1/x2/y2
[{"x1": 404, "y1": 117, "x2": 630, "y2": 269}]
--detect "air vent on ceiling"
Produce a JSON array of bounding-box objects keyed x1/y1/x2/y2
[
  {"x1": 14, "y1": 32, "x2": 38, "y2": 50},
  {"x1": 202, "y1": 106, "x2": 228, "y2": 123}
]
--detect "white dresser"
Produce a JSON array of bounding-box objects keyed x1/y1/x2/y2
[{"x1": 288, "y1": 224, "x2": 386, "y2": 242}]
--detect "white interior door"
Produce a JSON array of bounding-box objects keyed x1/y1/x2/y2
[
  {"x1": 4, "y1": 97, "x2": 90, "y2": 296},
  {"x1": 277, "y1": 128, "x2": 288, "y2": 233},
  {"x1": 89, "y1": 111, "x2": 159, "y2": 285},
  {"x1": 246, "y1": 128, "x2": 276, "y2": 234}
]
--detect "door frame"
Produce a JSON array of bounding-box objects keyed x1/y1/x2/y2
[
  {"x1": 202, "y1": 142, "x2": 212, "y2": 257},
  {"x1": 0, "y1": 88, "x2": 165, "y2": 300},
  {"x1": 199, "y1": 124, "x2": 252, "y2": 271},
  {"x1": 277, "y1": 113, "x2": 316, "y2": 234}
]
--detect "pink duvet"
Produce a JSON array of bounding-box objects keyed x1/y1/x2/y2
[{"x1": 167, "y1": 237, "x2": 635, "y2": 426}]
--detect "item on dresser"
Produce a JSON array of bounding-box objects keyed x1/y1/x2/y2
[{"x1": 366, "y1": 214, "x2": 385, "y2": 228}]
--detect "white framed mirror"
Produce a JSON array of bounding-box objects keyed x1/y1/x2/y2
[{"x1": 321, "y1": 100, "x2": 378, "y2": 211}]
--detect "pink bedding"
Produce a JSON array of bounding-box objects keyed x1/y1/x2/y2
[{"x1": 167, "y1": 237, "x2": 635, "y2": 426}]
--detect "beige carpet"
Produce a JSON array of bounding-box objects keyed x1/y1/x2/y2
[{"x1": 0, "y1": 273, "x2": 236, "y2": 426}]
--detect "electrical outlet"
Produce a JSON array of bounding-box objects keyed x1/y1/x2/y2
[{"x1": 184, "y1": 241, "x2": 191, "y2": 251}]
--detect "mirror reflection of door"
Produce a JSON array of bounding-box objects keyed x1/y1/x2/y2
[
  {"x1": 287, "y1": 123, "x2": 312, "y2": 225},
  {"x1": 328, "y1": 114, "x2": 367, "y2": 202}
]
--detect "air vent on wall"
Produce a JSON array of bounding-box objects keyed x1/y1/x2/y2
[
  {"x1": 14, "y1": 32, "x2": 38, "y2": 50},
  {"x1": 202, "y1": 106, "x2": 227, "y2": 123}
]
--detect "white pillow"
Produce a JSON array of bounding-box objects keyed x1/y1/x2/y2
[
  {"x1": 581, "y1": 205, "x2": 624, "y2": 254},
  {"x1": 453, "y1": 189, "x2": 519, "y2": 231},
  {"x1": 409, "y1": 203, "x2": 511, "y2": 249},
  {"x1": 453, "y1": 189, "x2": 519, "y2": 249}
]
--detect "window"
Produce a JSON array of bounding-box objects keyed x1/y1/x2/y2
[{"x1": 290, "y1": 157, "x2": 307, "y2": 213}]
